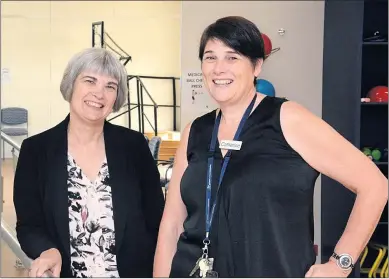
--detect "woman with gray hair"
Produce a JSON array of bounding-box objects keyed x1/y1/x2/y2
[{"x1": 13, "y1": 48, "x2": 165, "y2": 278}]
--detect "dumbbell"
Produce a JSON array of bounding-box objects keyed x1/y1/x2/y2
[{"x1": 362, "y1": 147, "x2": 382, "y2": 161}]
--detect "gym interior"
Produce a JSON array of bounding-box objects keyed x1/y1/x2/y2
[{"x1": 0, "y1": 1, "x2": 387, "y2": 277}]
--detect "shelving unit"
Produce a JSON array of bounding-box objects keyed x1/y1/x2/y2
[
  {"x1": 322, "y1": 0, "x2": 388, "y2": 277},
  {"x1": 363, "y1": 42, "x2": 388, "y2": 46},
  {"x1": 359, "y1": 1, "x2": 388, "y2": 276}
]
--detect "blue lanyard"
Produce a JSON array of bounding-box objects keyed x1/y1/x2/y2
[{"x1": 204, "y1": 93, "x2": 257, "y2": 241}]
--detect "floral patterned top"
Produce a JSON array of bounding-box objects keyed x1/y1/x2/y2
[{"x1": 67, "y1": 153, "x2": 119, "y2": 278}]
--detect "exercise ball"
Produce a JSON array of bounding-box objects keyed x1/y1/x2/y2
[
  {"x1": 367, "y1": 86, "x2": 388, "y2": 103},
  {"x1": 256, "y1": 79, "x2": 275, "y2": 97},
  {"x1": 261, "y1": 33, "x2": 272, "y2": 57}
]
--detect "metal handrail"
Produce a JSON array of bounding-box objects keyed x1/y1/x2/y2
[
  {"x1": 0, "y1": 133, "x2": 52, "y2": 277},
  {"x1": 127, "y1": 75, "x2": 158, "y2": 107},
  {"x1": 135, "y1": 77, "x2": 158, "y2": 107},
  {"x1": 109, "y1": 75, "x2": 179, "y2": 133},
  {"x1": 1, "y1": 218, "x2": 32, "y2": 269},
  {"x1": 1, "y1": 131, "x2": 21, "y2": 151},
  {"x1": 110, "y1": 75, "x2": 159, "y2": 135}
]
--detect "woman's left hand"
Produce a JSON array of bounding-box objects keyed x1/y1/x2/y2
[{"x1": 305, "y1": 261, "x2": 351, "y2": 278}]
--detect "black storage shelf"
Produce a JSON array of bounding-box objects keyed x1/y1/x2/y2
[
  {"x1": 360, "y1": 5, "x2": 388, "y2": 275},
  {"x1": 362, "y1": 42, "x2": 388, "y2": 46},
  {"x1": 361, "y1": 102, "x2": 388, "y2": 106},
  {"x1": 322, "y1": 1, "x2": 388, "y2": 277}
]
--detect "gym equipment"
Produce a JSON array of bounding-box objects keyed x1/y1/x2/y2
[
  {"x1": 361, "y1": 97, "x2": 371, "y2": 103},
  {"x1": 363, "y1": 147, "x2": 372, "y2": 159},
  {"x1": 372, "y1": 149, "x2": 382, "y2": 161},
  {"x1": 360, "y1": 243, "x2": 388, "y2": 278},
  {"x1": 92, "y1": 21, "x2": 179, "y2": 136},
  {"x1": 367, "y1": 86, "x2": 388, "y2": 103},
  {"x1": 362, "y1": 147, "x2": 384, "y2": 162},
  {"x1": 258, "y1": 32, "x2": 281, "y2": 60},
  {"x1": 92, "y1": 21, "x2": 132, "y2": 66},
  {"x1": 256, "y1": 79, "x2": 275, "y2": 97},
  {"x1": 261, "y1": 33, "x2": 272, "y2": 57},
  {"x1": 261, "y1": 33, "x2": 281, "y2": 58}
]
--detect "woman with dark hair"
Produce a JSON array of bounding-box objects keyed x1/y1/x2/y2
[{"x1": 153, "y1": 16, "x2": 387, "y2": 278}]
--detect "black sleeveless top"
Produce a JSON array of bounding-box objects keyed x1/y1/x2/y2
[{"x1": 170, "y1": 96, "x2": 319, "y2": 278}]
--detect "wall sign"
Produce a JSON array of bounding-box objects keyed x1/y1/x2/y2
[{"x1": 180, "y1": 70, "x2": 217, "y2": 129}]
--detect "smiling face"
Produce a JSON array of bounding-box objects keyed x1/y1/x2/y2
[
  {"x1": 201, "y1": 39, "x2": 262, "y2": 105},
  {"x1": 70, "y1": 71, "x2": 118, "y2": 124}
]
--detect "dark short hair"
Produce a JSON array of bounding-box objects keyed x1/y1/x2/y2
[{"x1": 198, "y1": 16, "x2": 266, "y2": 68}]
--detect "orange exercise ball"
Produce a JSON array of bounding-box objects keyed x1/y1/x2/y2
[
  {"x1": 367, "y1": 86, "x2": 388, "y2": 103},
  {"x1": 262, "y1": 33, "x2": 272, "y2": 57}
]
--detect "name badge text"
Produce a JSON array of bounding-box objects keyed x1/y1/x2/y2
[{"x1": 219, "y1": 140, "x2": 242, "y2": 151}]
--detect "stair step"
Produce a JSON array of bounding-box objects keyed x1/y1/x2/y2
[
  {"x1": 159, "y1": 155, "x2": 175, "y2": 161},
  {"x1": 160, "y1": 140, "x2": 179, "y2": 161},
  {"x1": 161, "y1": 142, "x2": 179, "y2": 148}
]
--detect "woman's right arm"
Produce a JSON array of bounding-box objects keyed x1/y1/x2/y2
[
  {"x1": 153, "y1": 122, "x2": 192, "y2": 277},
  {"x1": 13, "y1": 138, "x2": 58, "y2": 260}
]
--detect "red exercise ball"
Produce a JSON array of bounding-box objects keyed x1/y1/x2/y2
[
  {"x1": 261, "y1": 33, "x2": 272, "y2": 57},
  {"x1": 367, "y1": 86, "x2": 388, "y2": 103}
]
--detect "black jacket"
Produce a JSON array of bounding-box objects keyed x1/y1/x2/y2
[{"x1": 13, "y1": 115, "x2": 165, "y2": 277}]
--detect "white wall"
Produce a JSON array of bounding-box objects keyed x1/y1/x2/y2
[
  {"x1": 180, "y1": 1, "x2": 324, "y2": 263},
  {"x1": 1, "y1": 1, "x2": 181, "y2": 152}
]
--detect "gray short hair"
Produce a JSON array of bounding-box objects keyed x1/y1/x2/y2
[{"x1": 60, "y1": 48, "x2": 128, "y2": 112}]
